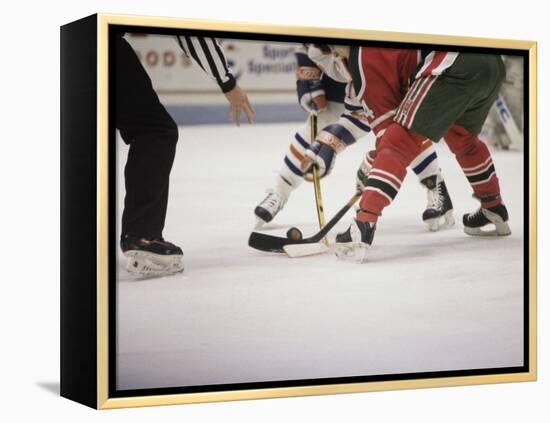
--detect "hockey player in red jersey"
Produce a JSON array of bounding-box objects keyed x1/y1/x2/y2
[
  {"x1": 300, "y1": 46, "x2": 510, "y2": 262},
  {"x1": 254, "y1": 44, "x2": 454, "y2": 232}
]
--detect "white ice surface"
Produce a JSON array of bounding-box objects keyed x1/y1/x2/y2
[{"x1": 116, "y1": 122, "x2": 524, "y2": 390}]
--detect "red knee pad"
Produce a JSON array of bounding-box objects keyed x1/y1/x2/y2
[
  {"x1": 358, "y1": 124, "x2": 425, "y2": 218},
  {"x1": 444, "y1": 124, "x2": 501, "y2": 200},
  {"x1": 444, "y1": 124, "x2": 490, "y2": 167},
  {"x1": 376, "y1": 123, "x2": 425, "y2": 165}
]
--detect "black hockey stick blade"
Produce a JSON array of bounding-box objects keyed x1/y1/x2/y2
[
  {"x1": 248, "y1": 192, "x2": 361, "y2": 253},
  {"x1": 248, "y1": 232, "x2": 308, "y2": 253}
]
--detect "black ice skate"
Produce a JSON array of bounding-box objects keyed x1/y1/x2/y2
[
  {"x1": 254, "y1": 189, "x2": 288, "y2": 228},
  {"x1": 335, "y1": 218, "x2": 376, "y2": 263},
  {"x1": 420, "y1": 174, "x2": 455, "y2": 231},
  {"x1": 463, "y1": 198, "x2": 511, "y2": 237},
  {"x1": 121, "y1": 234, "x2": 184, "y2": 276}
]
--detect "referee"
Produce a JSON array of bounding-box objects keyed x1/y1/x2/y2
[{"x1": 115, "y1": 33, "x2": 254, "y2": 277}]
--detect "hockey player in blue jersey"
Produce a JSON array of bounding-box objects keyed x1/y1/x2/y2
[{"x1": 254, "y1": 44, "x2": 454, "y2": 231}]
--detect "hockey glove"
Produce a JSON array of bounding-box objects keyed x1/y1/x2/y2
[
  {"x1": 296, "y1": 66, "x2": 327, "y2": 114},
  {"x1": 300, "y1": 140, "x2": 336, "y2": 181}
]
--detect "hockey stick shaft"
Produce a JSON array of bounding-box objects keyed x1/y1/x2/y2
[
  {"x1": 309, "y1": 192, "x2": 360, "y2": 242},
  {"x1": 310, "y1": 113, "x2": 328, "y2": 245},
  {"x1": 248, "y1": 192, "x2": 361, "y2": 253},
  {"x1": 312, "y1": 165, "x2": 324, "y2": 225},
  {"x1": 312, "y1": 165, "x2": 324, "y2": 224}
]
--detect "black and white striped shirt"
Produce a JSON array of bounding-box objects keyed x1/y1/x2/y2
[{"x1": 177, "y1": 36, "x2": 236, "y2": 93}]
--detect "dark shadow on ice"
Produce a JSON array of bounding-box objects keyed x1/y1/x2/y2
[{"x1": 36, "y1": 381, "x2": 60, "y2": 396}]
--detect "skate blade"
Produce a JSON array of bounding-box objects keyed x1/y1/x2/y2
[
  {"x1": 124, "y1": 250, "x2": 184, "y2": 277},
  {"x1": 335, "y1": 242, "x2": 369, "y2": 263},
  {"x1": 254, "y1": 217, "x2": 267, "y2": 230},
  {"x1": 463, "y1": 222, "x2": 511, "y2": 237},
  {"x1": 464, "y1": 210, "x2": 512, "y2": 237},
  {"x1": 283, "y1": 242, "x2": 329, "y2": 258},
  {"x1": 425, "y1": 210, "x2": 455, "y2": 232}
]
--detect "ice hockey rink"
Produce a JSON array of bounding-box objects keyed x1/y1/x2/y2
[{"x1": 115, "y1": 121, "x2": 525, "y2": 391}]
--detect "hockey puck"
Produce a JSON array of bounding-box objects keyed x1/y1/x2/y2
[{"x1": 286, "y1": 227, "x2": 303, "y2": 241}]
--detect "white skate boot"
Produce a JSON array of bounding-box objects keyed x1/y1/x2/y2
[{"x1": 254, "y1": 189, "x2": 288, "y2": 228}]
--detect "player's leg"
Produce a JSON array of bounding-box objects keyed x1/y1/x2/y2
[
  {"x1": 444, "y1": 54, "x2": 510, "y2": 236},
  {"x1": 401, "y1": 52, "x2": 509, "y2": 236},
  {"x1": 446, "y1": 125, "x2": 510, "y2": 236},
  {"x1": 336, "y1": 51, "x2": 490, "y2": 261},
  {"x1": 363, "y1": 140, "x2": 454, "y2": 231},
  {"x1": 114, "y1": 35, "x2": 183, "y2": 275},
  {"x1": 336, "y1": 123, "x2": 424, "y2": 262},
  {"x1": 254, "y1": 101, "x2": 342, "y2": 227}
]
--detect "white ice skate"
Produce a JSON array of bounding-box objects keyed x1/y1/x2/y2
[
  {"x1": 121, "y1": 235, "x2": 184, "y2": 277},
  {"x1": 254, "y1": 189, "x2": 288, "y2": 228},
  {"x1": 124, "y1": 250, "x2": 184, "y2": 277},
  {"x1": 334, "y1": 219, "x2": 376, "y2": 263}
]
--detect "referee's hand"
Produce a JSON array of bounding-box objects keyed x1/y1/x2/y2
[{"x1": 224, "y1": 84, "x2": 255, "y2": 126}]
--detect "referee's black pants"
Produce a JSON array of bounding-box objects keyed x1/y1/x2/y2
[{"x1": 114, "y1": 35, "x2": 179, "y2": 240}]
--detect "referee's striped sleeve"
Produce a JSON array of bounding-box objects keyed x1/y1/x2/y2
[{"x1": 177, "y1": 36, "x2": 236, "y2": 93}]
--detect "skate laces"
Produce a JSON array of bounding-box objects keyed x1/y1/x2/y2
[
  {"x1": 261, "y1": 190, "x2": 285, "y2": 212},
  {"x1": 465, "y1": 208, "x2": 483, "y2": 222},
  {"x1": 427, "y1": 183, "x2": 444, "y2": 210}
]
